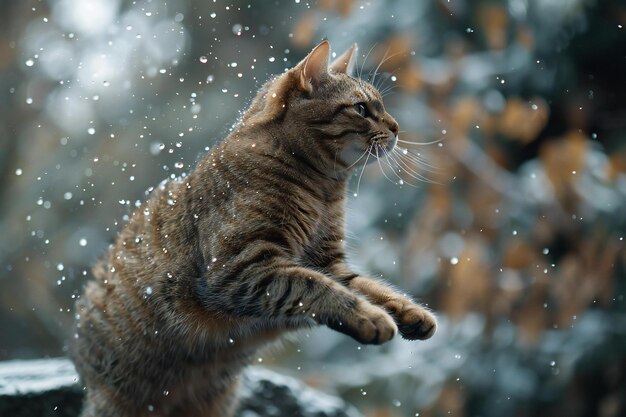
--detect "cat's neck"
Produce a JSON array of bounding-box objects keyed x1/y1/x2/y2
[{"x1": 224, "y1": 122, "x2": 349, "y2": 200}]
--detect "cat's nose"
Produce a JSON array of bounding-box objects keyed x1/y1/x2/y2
[{"x1": 388, "y1": 121, "x2": 399, "y2": 137}]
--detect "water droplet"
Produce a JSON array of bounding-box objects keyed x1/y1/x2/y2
[
  {"x1": 15, "y1": 168, "x2": 22, "y2": 176},
  {"x1": 25, "y1": 59, "x2": 34, "y2": 67},
  {"x1": 450, "y1": 257, "x2": 459, "y2": 265},
  {"x1": 150, "y1": 142, "x2": 165, "y2": 156},
  {"x1": 146, "y1": 287, "x2": 153, "y2": 295},
  {"x1": 79, "y1": 238, "x2": 87, "y2": 247},
  {"x1": 210, "y1": 12, "x2": 217, "y2": 18},
  {"x1": 199, "y1": 56, "x2": 208, "y2": 64},
  {"x1": 232, "y1": 23, "x2": 242, "y2": 35},
  {"x1": 206, "y1": 74, "x2": 215, "y2": 83},
  {"x1": 87, "y1": 128, "x2": 95, "y2": 135}
]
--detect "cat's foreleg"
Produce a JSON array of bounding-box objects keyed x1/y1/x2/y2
[
  {"x1": 205, "y1": 259, "x2": 398, "y2": 345},
  {"x1": 329, "y1": 263, "x2": 436, "y2": 340}
]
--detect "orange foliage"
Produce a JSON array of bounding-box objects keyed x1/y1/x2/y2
[
  {"x1": 479, "y1": 5, "x2": 509, "y2": 50},
  {"x1": 292, "y1": 13, "x2": 317, "y2": 48},
  {"x1": 540, "y1": 131, "x2": 588, "y2": 208},
  {"x1": 498, "y1": 97, "x2": 549, "y2": 144}
]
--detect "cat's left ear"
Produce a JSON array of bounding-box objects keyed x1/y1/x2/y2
[
  {"x1": 295, "y1": 40, "x2": 331, "y2": 93},
  {"x1": 329, "y1": 43, "x2": 358, "y2": 76}
]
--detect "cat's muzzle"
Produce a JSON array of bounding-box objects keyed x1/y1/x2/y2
[
  {"x1": 376, "y1": 133, "x2": 397, "y2": 154},
  {"x1": 387, "y1": 133, "x2": 398, "y2": 152}
]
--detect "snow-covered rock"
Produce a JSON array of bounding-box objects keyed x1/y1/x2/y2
[{"x1": 0, "y1": 358, "x2": 362, "y2": 417}]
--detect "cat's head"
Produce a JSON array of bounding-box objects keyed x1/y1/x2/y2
[{"x1": 243, "y1": 40, "x2": 399, "y2": 177}]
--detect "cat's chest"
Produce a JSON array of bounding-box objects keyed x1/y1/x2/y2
[{"x1": 292, "y1": 200, "x2": 343, "y2": 265}]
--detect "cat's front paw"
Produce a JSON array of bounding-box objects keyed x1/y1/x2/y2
[
  {"x1": 386, "y1": 301, "x2": 437, "y2": 340},
  {"x1": 328, "y1": 301, "x2": 397, "y2": 345}
]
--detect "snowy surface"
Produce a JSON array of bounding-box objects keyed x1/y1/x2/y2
[
  {"x1": 0, "y1": 358, "x2": 78, "y2": 396},
  {"x1": 0, "y1": 358, "x2": 363, "y2": 417},
  {"x1": 240, "y1": 367, "x2": 362, "y2": 417}
]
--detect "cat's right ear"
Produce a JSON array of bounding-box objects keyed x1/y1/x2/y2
[
  {"x1": 329, "y1": 43, "x2": 358, "y2": 76},
  {"x1": 294, "y1": 40, "x2": 330, "y2": 94}
]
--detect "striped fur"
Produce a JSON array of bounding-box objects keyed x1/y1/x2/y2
[{"x1": 71, "y1": 41, "x2": 436, "y2": 417}]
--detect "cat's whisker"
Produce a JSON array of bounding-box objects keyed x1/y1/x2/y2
[
  {"x1": 374, "y1": 145, "x2": 399, "y2": 186},
  {"x1": 395, "y1": 148, "x2": 437, "y2": 178},
  {"x1": 382, "y1": 148, "x2": 420, "y2": 188},
  {"x1": 394, "y1": 147, "x2": 440, "y2": 172},
  {"x1": 371, "y1": 50, "x2": 406, "y2": 87},
  {"x1": 389, "y1": 157, "x2": 434, "y2": 185},
  {"x1": 390, "y1": 149, "x2": 440, "y2": 184},
  {"x1": 380, "y1": 85, "x2": 398, "y2": 97},
  {"x1": 343, "y1": 147, "x2": 372, "y2": 172},
  {"x1": 354, "y1": 144, "x2": 373, "y2": 197},
  {"x1": 359, "y1": 43, "x2": 377, "y2": 80},
  {"x1": 370, "y1": 46, "x2": 390, "y2": 86},
  {"x1": 391, "y1": 148, "x2": 436, "y2": 181},
  {"x1": 397, "y1": 137, "x2": 445, "y2": 146}
]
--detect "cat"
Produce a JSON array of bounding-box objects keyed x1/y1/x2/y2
[{"x1": 70, "y1": 40, "x2": 437, "y2": 417}]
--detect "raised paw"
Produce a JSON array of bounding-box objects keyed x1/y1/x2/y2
[
  {"x1": 327, "y1": 300, "x2": 397, "y2": 345},
  {"x1": 386, "y1": 300, "x2": 437, "y2": 340}
]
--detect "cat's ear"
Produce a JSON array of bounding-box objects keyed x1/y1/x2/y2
[
  {"x1": 329, "y1": 43, "x2": 358, "y2": 76},
  {"x1": 295, "y1": 40, "x2": 331, "y2": 93}
]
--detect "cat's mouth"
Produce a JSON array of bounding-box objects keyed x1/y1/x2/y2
[{"x1": 369, "y1": 133, "x2": 397, "y2": 157}]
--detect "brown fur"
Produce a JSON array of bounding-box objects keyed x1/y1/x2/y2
[{"x1": 70, "y1": 41, "x2": 436, "y2": 417}]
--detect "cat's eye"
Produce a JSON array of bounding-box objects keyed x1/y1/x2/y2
[{"x1": 354, "y1": 102, "x2": 369, "y2": 118}]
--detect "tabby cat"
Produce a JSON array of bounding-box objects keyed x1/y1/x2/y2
[{"x1": 71, "y1": 40, "x2": 436, "y2": 417}]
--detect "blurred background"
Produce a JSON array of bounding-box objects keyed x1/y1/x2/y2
[{"x1": 1, "y1": 0, "x2": 625, "y2": 416}]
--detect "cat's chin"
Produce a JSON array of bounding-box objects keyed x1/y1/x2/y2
[
  {"x1": 372, "y1": 134, "x2": 398, "y2": 156},
  {"x1": 385, "y1": 135, "x2": 398, "y2": 153}
]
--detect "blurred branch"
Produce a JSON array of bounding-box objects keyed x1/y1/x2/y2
[{"x1": 447, "y1": 138, "x2": 524, "y2": 202}]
